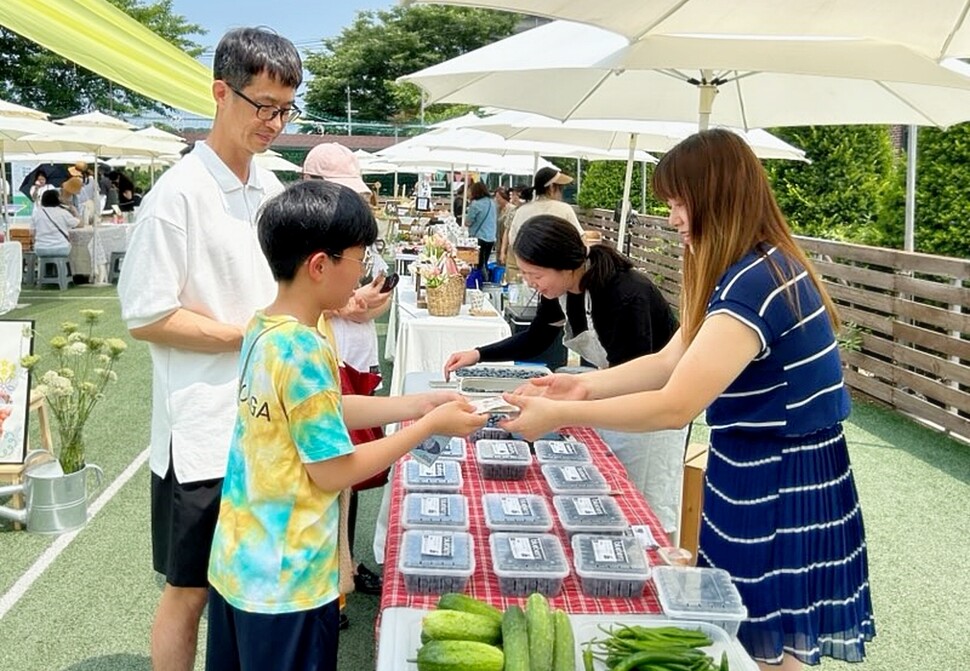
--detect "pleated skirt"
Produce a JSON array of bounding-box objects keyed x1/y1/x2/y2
[{"x1": 697, "y1": 424, "x2": 876, "y2": 665}]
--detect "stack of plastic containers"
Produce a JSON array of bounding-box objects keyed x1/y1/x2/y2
[
  {"x1": 571, "y1": 533, "x2": 651, "y2": 597},
  {"x1": 399, "y1": 529, "x2": 474, "y2": 594},
  {"x1": 652, "y1": 566, "x2": 748, "y2": 637},
  {"x1": 489, "y1": 532, "x2": 569, "y2": 596}
]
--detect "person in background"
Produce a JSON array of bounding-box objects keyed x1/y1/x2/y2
[
  {"x1": 118, "y1": 27, "x2": 303, "y2": 671},
  {"x1": 70, "y1": 162, "x2": 98, "y2": 227},
  {"x1": 445, "y1": 214, "x2": 686, "y2": 532},
  {"x1": 464, "y1": 180, "x2": 497, "y2": 277},
  {"x1": 58, "y1": 176, "x2": 82, "y2": 219},
  {"x1": 31, "y1": 189, "x2": 79, "y2": 257},
  {"x1": 119, "y1": 187, "x2": 142, "y2": 212},
  {"x1": 503, "y1": 129, "x2": 875, "y2": 671},
  {"x1": 494, "y1": 186, "x2": 516, "y2": 268},
  {"x1": 503, "y1": 167, "x2": 582, "y2": 283},
  {"x1": 30, "y1": 170, "x2": 56, "y2": 203}
]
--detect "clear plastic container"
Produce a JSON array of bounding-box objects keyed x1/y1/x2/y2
[
  {"x1": 571, "y1": 533, "x2": 651, "y2": 598},
  {"x1": 475, "y1": 439, "x2": 532, "y2": 480},
  {"x1": 541, "y1": 464, "x2": 610, "y2": 495},
  {"x1": 401, "y1": 493, "x2": 469, "y2": 531},
  {"x1": 409, "y1": 436, "x2": 466, "y2": 466},
  {"x1": 652, "y1": 566, "x2": 748, "y2": 637},
  {"x1": 435, "y1": 436, "x2": 467, "y2": 460},
  {"x1": 482, "y1": 493, "x2": 554, "y2": 533},
  {"x1": 452, "y1": 364, "x2": 550, "y2": 379},
  {"x1": 470, "y1": 414, "x2": 514, "y2": 442},
  {"x1": 402, "y1": 459, "x2": 463, "y2": 493},
  {"x1": 399, "y1": 530, "x2": 474, "y2": 594},
  {"x1": 552, "y1": 495, "x2": 628, "y2": 537},
  {"x1": 489, "y1": 532, "x2": 569, "y2": 597},
  {"x1": 534, "y1": 439, "x2": 592, "y2": 464}
]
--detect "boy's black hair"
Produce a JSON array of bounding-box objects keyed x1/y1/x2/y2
[
  {"x1": 213, "y1": 27, "x2": 303, "y2": 90},
  {"x1": 258, "y1": 180, "x2": 378, "y2": 281},
  {"x1": 40, "y1": 189, "x2": 60, "y2": 207},
  {"x1": 513, "y1": 214, "x2": 633, "y2": 292}
]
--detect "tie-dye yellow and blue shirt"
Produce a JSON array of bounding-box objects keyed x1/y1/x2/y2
[{"x1": 208, "y1": 312, "x2": 354, "y2": 614}]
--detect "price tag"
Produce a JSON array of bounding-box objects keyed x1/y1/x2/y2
[
  {"x1": 501, "y1": 496, "x2": 531, "y2": 517},
  {"x1": 509, "y1": 536, "x2": 546, "y2": 561},
  {"x1": 573, "y1": 496, "x2": 604, "y2": 516},
  {"x1": 550, "y1": 441, "x2": 577, "y2": 455},
  {"x1": 493, "y1": 441, "x2": 513, "y2": 456},
  {"x1": 418, "y1": 462, "x2": 444, "y2": 478},
  {"x1": 561, "y1": 466, "x2": 589, "y2": 482},
  {"x1": 421, "y1": 533, "x2": 453, "y2": 557},
  {"x1": 592, "y1": 538, "x2": 626, "y2": 564},
  {"x1": 421, "y1": 496, "x2": 450, "y2": 517}
]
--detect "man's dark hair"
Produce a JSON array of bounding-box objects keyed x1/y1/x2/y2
[
  {"x1": 213, "y1": 27, "x2": 303, "y2": 90},
  {"x1": 40, "y1": 189, "x2": 60, "y2": 208},
  {"x1": 258, "y1": 180, "x2": 377, "y2": 281}
]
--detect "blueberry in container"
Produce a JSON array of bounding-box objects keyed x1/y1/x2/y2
[
  {"x1": 571, "y1": 533, "x2": 651, "y2": 598},
  {"x1": 453, "y1": 365, "x2": 550, "y2": 380},
  {"x1": 652, "y1": 566, "x2": 749, "y2": 637},
  {"x1": 470, "y1": 414, "x2": 514, "y2": 441},
  {"x1": 489, "y1": 532, "x2": 569, "y2": 597},
  {"x1": 399, "y1": 530, "x2": 474, "y2": 594},
  {"x1": 475, "y1": 439, "x2": 532, "y2": 480},
  {"x1": 402, "y1": 459, "x2": 463, "y2": 493},
  {"x1": 402, "y1": 493, "x2": 469, "y2": 531},
  {"x1": 541, "y1": 463, "x2": 610, "y2": 495},
  {"x1": 534, "y1": 439, "x2": 592, "y2": 464},
  {"x1": 482, "y1": 493, "x2": 553, "y2": 532},
  {"x1": 552, "y1": 495, "x2": 629, "y2": 537}
]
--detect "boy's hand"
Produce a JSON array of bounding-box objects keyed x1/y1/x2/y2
[
  {"x1": 498, "y1": 394, "x2": 564, "y2": 441},
  {"x1": 414, "y1": 391, "x2": 463, "y2": 416},
  {"x1": 425, "y1": 400, "x2": 487, "y2": 436}
]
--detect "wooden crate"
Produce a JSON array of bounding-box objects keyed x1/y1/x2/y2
[
  {"x1": 9, "y1": 228, "x2": 33, "y2": 251},
  {"x1": 456, "y1": 247, "x2": 478, "y2": 265},
  {"x1": 679, "y1": 443, "x2": 709, "y2": 560}
]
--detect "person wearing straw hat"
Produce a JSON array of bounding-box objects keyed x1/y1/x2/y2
[
  {"x1": 69, "y1": 161, "x2": 98, "y2": 228},
  {"x1": 58, "y1": 175, "x2": 82, "y2": 218}
]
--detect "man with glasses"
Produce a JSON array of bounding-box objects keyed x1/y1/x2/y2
[{"x1": 118, "y1": 27, "x2": 302, "y2": 671}]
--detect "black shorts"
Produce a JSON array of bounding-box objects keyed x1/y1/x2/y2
[{"x1": 151, "y1": 463, "x2": 223, "y2": 588}]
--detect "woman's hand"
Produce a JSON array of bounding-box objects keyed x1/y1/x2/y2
[
  {"x1": 499, "y1": 394, "x2": 564, "y2": 441},
  {"x1": 514, "y1": 374, "x2": 590, "y2": 400},
  {"x1": 443, "y1": 349, "x2": 481, "y2": 380},
  {"x1": 424, "y1": 399, "x2": 487, "y2": 436}
]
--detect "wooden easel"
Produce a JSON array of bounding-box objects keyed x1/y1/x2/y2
[{"x1": 0, "y1": 391, "x2": 54, "y2": 530}]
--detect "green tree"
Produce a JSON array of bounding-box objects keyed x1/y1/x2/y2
[
  {"x1": 764, "y1": 126, "x2": 895, "y2": 241},
  {"x1": 0, "y1": 0, "x2": 204, "y2": 117},
  {"x1": 576, "y1": 160, "x2": 667, "y2": 215},
  {"x1": 304, "y1": 6, "x2": 518, "y2": 125},
  {"x1": 907, "y1": 123, "x2": 970, "y2": 258}
]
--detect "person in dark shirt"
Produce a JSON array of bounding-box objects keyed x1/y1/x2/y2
[{"x1": 444, "y1": 214, "x2": 688, "y2": 533}]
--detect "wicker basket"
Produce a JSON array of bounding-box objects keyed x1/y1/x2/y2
[{"x1": 426, "y1": 275, "x2": 465, "y2": 316}]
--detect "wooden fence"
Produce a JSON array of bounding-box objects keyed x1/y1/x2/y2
[{"x1": 578, "y1": 208, "x2": 970, "y2": 443}]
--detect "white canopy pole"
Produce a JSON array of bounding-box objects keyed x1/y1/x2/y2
[
  {"x1": 698, "y1": 70, "x2": 718, "y2": 132},
  {"x1": 450, "y1": 163, "x2": 456, "y2": 215},
  {"x1": 904, "y1": 125, "x2": 917, "y2": 252},
  {"x1": 641, "y1": 160, "x2": 647, "y2": 212},
  {"x1": 532, "y1": 151, "x2": 539, "y2": 175},
  {"x1": 577, "y1": 157, "x2": 582, "y2": 192},
  {"x1": 1, "y1": 145, "x2": 7, "y2": 230},
  {"x1": 617, "y1": 132, "x2": 637, "y2": 251}
]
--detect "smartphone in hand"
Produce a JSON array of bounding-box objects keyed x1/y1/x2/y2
[{"x1": 380, "y1": 272, "x2": 400, "y2": 293}]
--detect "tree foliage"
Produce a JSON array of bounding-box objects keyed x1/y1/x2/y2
[
  {"x1": 0, "y1": 0, "x2": 204, "y2": 118},
  {"x1": 576, "y1": 160, "x2": 667, "y2": 215},
  {"x1": 303, "y1": 6, "x2": 519, "y2": 125},
  {"x1": 906, "y1": 123, "x2": 970, "y2": 258}
]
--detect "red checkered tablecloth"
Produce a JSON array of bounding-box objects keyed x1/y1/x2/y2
[{"x1": 378, "y1": 426, "x2": 665, "y2": 617}]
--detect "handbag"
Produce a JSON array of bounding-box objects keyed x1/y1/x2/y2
[{"x1": 338, "y1": 363, "x2": 389, "y2": 491}]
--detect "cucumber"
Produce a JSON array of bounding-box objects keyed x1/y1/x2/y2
[
  {"x1": 422, "y1": 609, "x2": 502, "y2": 645},
  {"x1": 416, "y1": 640, "x2": 504, "y2": 671},
  {"x1": 502, "y1": 605, "x2": 531, "y2": 671},
  {"x1": 552, "y1": 609, "x2": 575, "y2": 671},
  {"x1": 525, "y1": 593, "x2": 554, "y2": 671},
  {"x1": 436, "y1": 592, "x2": 504, "y2": 625}
]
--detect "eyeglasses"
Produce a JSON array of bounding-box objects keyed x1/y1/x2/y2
[
  {"x1": 333, "y1": 248, "x2": 374, "y2": 273},
  {"x1": 229, "y1": 86, "x2": 302, "y2": 123}
]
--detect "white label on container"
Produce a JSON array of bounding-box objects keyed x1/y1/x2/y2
[
  {"x1": 501, "y1": 496, "x2": 531, "y2": 517},
  {"x1": 550, "y1": 441, "x2": 577, "y2": 455},
  {"x1": 573, "y1": 496, "x2": 605, "y2": 516},
  {"x1": 493, "y1": 441, "x2": 513, "y2": 456},
  {"x1": 592, "y1": 538, "x2": 627, "y2": 564},
  {"x1": 421, "y1": 534, "x2": 453, "y2": 557},
  {"x1": 561, "y1": 466, "x2": 589, "y2": 482},
  {"x1": 421, "y1": 496, "x2": 450, "y2": 517},
  {"x1": 509, "y1": 536, "x2": 546, "y2": 561},
  {"x1": 418, "y1": 462, "x2": 445, "y2": 478}
]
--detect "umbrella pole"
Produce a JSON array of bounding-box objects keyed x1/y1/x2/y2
[
  {"x1": 151, "y1": 158, "x2": 156, "y2": 187},
  {"x1": 1, "y1": 144, "x2": 7, "y2": 233},
  {"x1": 698, "y1": 71, "x2": 718, "y2": 132},
  {"x1": 450, "y1": 164, "x2": 456, "y2": 216},
  {"x1": 393, "y1": 171, "x2": 398, "y2": 199},
  {"x1": 532, "y1": 151, "x2": 538, "y2": 175},
  {"x1": 577, "y1": 157, "x2": 582, "y2": 192},
  {"x1": 904, "y1": 125, "x2": 917, "y2": 252},
  {"x1": 617, "y1": 133, "x2": 636, "y2": 252},
  {"x1": 641, "y1": 160, "x2": 647, "y2": 213}
]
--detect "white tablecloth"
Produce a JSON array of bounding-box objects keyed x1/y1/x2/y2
[
  {"x1": 0, "y1": 242, "x2": 22, "y2": 314},
  {"x1": 69, "y1": 224, "x2": 133, "y2": 277},
  {"x1": 386, "y1": 276, "x2": 511, "y2": 397}
]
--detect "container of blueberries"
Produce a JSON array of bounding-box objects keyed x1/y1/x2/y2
[
  {"x1": 402, "y1": 459, "x2": 463, "y2": 493},
  {"x1": 482, "y1": 493, "x2": 554, "y2": 533},
  {"x1": 489, "y1": 532, "x2": 569, "y2": 597},
  {"x1": 452, "y1": 365, "x2": 550, "y2": 379},
  {"x1": 475, "y1": 439, "x2": 532, "y2": 480},
  {"x1": 402, "y1": 493, "x2": 469, "y2": 532},
  {"x1": 533, "y1": 439, "x2": 592, "y2": 465},
  {"x1": 571, "y1": 533, "x2": 651, "y2": 598},
  {"x1": 553, "y1": 495, "x2": 629, "y2": 537},
  {"x1": 399, "y1": 530, "x2": 475, "y2": 594},
  {"x1": 470, "y1": 414, "x2": 515, "y2": 442},
  {"x1": 652, "y1": 566, "x2": 748, "y2": 637},
  {"x1": 541, "y1": 463, "x2": 610, "y2": 496}
]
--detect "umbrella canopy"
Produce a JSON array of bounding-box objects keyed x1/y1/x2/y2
[
  {"x1": 17, "y1": 161, "x2": 111, "y2": 198},
  {"x1": 377, "y1": 145, "x2": 557, "y2": 175},
  {"x1": 254, "y1": 151, "x2": 302, "y2": 173},
  {"x1": 401, "y1": 21, "x2": 970, "y2": 129},
  {"x1": 0, "y1": 98, "x2": 65, "y2": 224},
  {"x1": 403, "y1": 0, "x2": 970, "y2": 60}
]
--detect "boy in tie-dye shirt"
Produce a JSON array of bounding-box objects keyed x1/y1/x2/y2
[{"x1": 205, "y1": 180, "x2": 485, "y2": 671}]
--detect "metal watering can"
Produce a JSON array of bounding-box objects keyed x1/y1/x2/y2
[{"x1": 0, "y1": 451, "x2": 104, "y2": 534}]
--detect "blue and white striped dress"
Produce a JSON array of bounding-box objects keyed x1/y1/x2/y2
[{"x1": 697, "y1": 245, "x2": 876, "y2": 665}]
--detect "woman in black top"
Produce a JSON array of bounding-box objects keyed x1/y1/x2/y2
[{"x1": 444, "y1": 215, "x2": 688, "y2": 534}]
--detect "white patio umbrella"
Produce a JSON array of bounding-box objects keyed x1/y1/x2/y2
[
  {"x1": 402, "y1": 0, "x2": 970, "y2": 60},
  {"x1": 0, "y1": 99, "x2": 66, "y2": 227},
  {"x1": 401, "y1": 21, "x2": 970, "y2": 246},
  {"x1": 255, "y1": 151, "x2": 302, "y2": 173}
]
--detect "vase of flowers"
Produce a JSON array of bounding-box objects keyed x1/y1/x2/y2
[{"x1": 417, "y1": 234, "x2": 464, "y2": 316}]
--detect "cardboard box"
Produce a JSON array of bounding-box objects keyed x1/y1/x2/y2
[{"x1": 679, "y1": 443, "x2": 709, "y2": 560}]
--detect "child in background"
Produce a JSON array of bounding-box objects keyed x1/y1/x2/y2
[{"x1": 205, "y1": 180, "x2": 485, "y2": 671}]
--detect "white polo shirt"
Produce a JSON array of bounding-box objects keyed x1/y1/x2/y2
[
  {"x1": 507, "y1": 197, "x2": 583, "y2": 250},
  {"x1": 118, "y1": 141, "x2": 283, "y2": 483}
]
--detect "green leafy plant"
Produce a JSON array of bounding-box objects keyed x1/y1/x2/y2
[{"x1": 20, "y1": 309, "x2": 127, "y2": 474}]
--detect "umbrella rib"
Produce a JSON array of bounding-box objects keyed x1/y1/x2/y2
[
  {"x1": 732, "y1": 72, "x2": 752, "y2": 131},
  {"x1": 563, "y1": 69, "x2": 619, "y2": 120},
  {"x1": 631, "y1": 0, "x2": 692, "y2": 41},
  {"x1": 940, "y1": 0, "x2": 970, "y2": 60},
  {"x1": 875, "y1": 81, "x2": 944, "y2": 128}
]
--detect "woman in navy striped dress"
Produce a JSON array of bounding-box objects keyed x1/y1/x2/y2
[{"x1": 505, "y1": 129, "x2": 875, "y2": 669}]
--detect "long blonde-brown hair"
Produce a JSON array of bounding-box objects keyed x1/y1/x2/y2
[{"x1": 652, "y1": 129, "x2": 839, "y2": 343}]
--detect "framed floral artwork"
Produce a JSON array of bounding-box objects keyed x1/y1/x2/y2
[{"x1": 0, "y1": 319, "x2": 34, "y2": 464}]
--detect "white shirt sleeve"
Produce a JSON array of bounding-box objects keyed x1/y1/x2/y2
[{"x1": 118, "y1": 210, "x2": 188, "y2": 329}]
